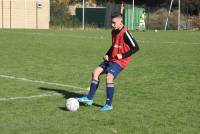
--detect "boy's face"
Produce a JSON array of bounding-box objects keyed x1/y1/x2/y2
[{"x1": 112, "y1": 17, "x2": 123, "y2": 30}]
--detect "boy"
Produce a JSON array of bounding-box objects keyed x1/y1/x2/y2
[{"x1": 77, "y1": 12, "x2": 139, "y2": 111}]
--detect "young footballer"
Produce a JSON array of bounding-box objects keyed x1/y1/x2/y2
[{"x1": 77, "y1": 12, "x2": 139, "y2": 111}]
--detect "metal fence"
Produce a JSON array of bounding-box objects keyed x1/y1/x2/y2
[
  {"x1": 1, "y1": 0, "x2": 199, "y2": 30},
  {"x1": 50, "y1": 1, "x2": 200, "y2": 30}
]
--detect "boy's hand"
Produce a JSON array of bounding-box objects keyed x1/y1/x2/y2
[
  {"x1": 116, "y1": 54, "x2": 122, "y2": 59},
  {"x1": 103, "y1": 55, "x2": 109, "y2": 61}
]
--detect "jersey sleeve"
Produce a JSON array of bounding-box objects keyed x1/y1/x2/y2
[
  {"x1": 106, "y1": 45, "x2": 113, "y2": 56},
  {"x1": 122, "y1": 31, "x2": 139, "y2": 58}
]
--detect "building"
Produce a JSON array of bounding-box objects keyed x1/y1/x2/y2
[{"x1": 0, "y1": 0, "x2": 49, "y2": 29}]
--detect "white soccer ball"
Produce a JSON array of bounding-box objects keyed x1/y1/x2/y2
[{"x1": 65, "y1": 98, "x2": 79, "y2": 112}]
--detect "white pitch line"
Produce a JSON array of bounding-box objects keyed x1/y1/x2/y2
[
  {"x1": 0, "y1": 89, "x2": 87, "y2": 101},
  {"x1": 162, "y1": 42, "x2": 200, "y2": 45},
  {"x1": 140, "y1": 41, "x2": 200, "y2": 45},
  {"x1": 2, "y1": 30, "x2": 107, "y2": 40},
  {"x1": 0, "y1": 93, "x2": 61, "y2": 101},
  {"x1": 0, "y1": 74, "x2": 85, "y2": 90},
  {"x1": 2, "y1": 30, "x2": 200, "y2": 45},
  {"x1": 0, "y1": 74, "x2": 88, "y2": 101}
]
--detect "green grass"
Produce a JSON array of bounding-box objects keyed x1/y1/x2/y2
[{"x1": 0, "y1": 29, "x2": 200, "y2": 134}]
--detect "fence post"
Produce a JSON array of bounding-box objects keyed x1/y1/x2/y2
[
  {"x1": 36, "y1": 1, "x2": 38, "y2": 29},
  {"x1": 2, "y1": 0, "x2": 3, "y2": 28},
  {"x1": 10, "y1": 0, "x2": 11, "y2": 29},
  {"x1": 82, "y1": 0, "x2": 85, "y2": 30}
]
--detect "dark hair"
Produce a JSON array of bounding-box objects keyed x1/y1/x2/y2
[{"x1": 111, "y1": 12, "x2": 123, "y2": 19}]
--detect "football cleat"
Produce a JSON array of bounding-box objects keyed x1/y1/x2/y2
[
  {"x1": 77, "y1": 96, "x2": 93, "y2": 106},
  {"x1": 100, "y1": 104, "x2": 113, "y2": 112}
]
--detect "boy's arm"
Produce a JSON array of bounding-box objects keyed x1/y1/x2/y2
[
  {"x1": 122, "y1": 31, "x2": 139, "y2": 58},
  {"x1": 106, "y1": 45, "x2": 113, "y2": 56},
  {"x1": 103, "y1": 45, "x2": 113, "y2": 61}
]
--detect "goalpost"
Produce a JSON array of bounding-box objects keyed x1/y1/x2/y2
[{"x1": 164, "y1": 0, "x2": 181, "y2": 30}]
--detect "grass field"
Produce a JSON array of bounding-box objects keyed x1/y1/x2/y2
[{"x1": 0, "y1": 29, "x2": 200, "y2": 134}]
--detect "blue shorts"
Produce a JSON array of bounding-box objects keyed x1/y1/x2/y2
[{"x1": 99, "y1": 61, "x2": 122, "y2": 79}]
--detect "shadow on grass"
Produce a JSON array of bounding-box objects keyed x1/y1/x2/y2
[
  {"x1": 38, "y1": 87, "x2": 102, "y2": 110},
  {"x1": 39, "y1": 87, "x2": 84, "y2": 99}
]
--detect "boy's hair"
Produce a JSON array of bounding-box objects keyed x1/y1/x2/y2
[{"x1": 111, "y1": 12, "x2": 123, "y2": 19}]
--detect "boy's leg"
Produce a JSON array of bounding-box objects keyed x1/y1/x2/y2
[
  {"x1": 101, "y1": 62, "x2": 122, "y2": 111},
  {"x1": 87, "y1": 67, "x2": 103, "y2": 99},
  {"x1": 106, "y1": 73, "x2": 115, "y2": 106},
  {"x1": 100, "y1": 73, "x2": 114, "y2": 111},
  {"x1": 77, "y1": 66, "x2": 103, "y2": 105}
]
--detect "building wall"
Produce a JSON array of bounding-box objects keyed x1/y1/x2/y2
[{"x1": 0, "y1": 0, "x2": 49, "y2": 29}]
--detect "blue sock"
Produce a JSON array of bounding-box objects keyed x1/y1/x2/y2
[
  {"x1": 106, "y1": 83, "x2": 115, "y2": 106},
  {"x1": 87, "y1": 80, "x2": 99, "y2": 100}
]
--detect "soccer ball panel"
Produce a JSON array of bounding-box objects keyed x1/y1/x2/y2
[{"x1": 65, "y1": 98, "x2": 79, "y2": 112}]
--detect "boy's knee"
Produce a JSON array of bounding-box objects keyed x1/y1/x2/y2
[
  {"x1": 92, "y1": 68, "x2": 101, "y2": 80},
  {"x1": 92, "y1": 72, "x2": 98, "y2": 80},
  {"x1": 106, "y1": 73, "x2": 114, "y2": 83}
]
